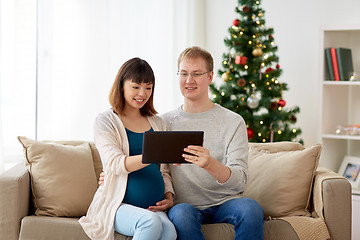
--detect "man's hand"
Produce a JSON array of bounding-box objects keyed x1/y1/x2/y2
[
  {"x1": 183, "y1": 145, "x2": 231, "y2": 183},
  {"x1": 182, "y1": 145, "x2": 212, "y2": 168},
  {"x1": 98, "y1": 171, "x2": 105, "y2": 186},
  {"x1": 147, "y1": 192, "x2": 174, "y2": 212}
]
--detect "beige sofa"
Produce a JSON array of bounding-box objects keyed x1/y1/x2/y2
[{"x1": 0, "y1": 138, "x2": 352, "y2": 240}]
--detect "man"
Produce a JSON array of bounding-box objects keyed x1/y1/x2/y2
[{"x1": 153, "y1": 46, "x2": 264, "y2": 240}]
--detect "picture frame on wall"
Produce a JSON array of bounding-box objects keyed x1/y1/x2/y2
[{"x1": 338, "y1": 155, "x2": 360, "y2": 189}]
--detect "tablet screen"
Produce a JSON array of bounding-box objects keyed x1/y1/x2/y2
[{"x1": 142, "y1": 131, "x2": 204, "y2": 164}]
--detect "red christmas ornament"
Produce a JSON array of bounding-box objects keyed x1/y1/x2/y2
[
  {"x1": 235, "y1": 55, "x2": 247, "y2": 65},
  {"x1": 278, "y1": 99, "x2": 286, "y2": 107},
  {"x1": 276, "y1": 64, "x2": 280, "y2": 69},
  {"x1": 247, "y1": 128, "x2": 254, "y2": 139},
  {"x1": 233, "y1": 19, "x2": 240, "y2": 27},
  {"x1": 264, "y1": 67, "x2": 274, "y2": 74}
]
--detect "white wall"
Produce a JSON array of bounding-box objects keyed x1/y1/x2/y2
[{"x1": 205, "y1": 0, "x2": 360, "y2": 147}]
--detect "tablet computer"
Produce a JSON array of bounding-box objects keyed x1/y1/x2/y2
[{"x1": 142, "y1": 131, "x2": 204, "y2": 164}]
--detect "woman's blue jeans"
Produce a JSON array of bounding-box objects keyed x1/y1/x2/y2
[
  {"x1": 114, "y1": 203, "x2": 177, "y2": 240},
  {"x1": 167, "y1": 198, "x2": 264, "y2": 240}
]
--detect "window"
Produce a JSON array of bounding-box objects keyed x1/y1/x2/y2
[
  {"x1": 0, "y1": 0, "x2": 189, "y2": 172},
  {"x1": 0, "y1": 0, "x2": 37, "y2": 171}
]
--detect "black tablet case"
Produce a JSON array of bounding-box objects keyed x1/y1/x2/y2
[{"x1": 142, "y1": 131, "x2": 204, "y2": 164}]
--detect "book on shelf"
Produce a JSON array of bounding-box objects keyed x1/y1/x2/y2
[
  {"x1": 324, "y1": 47, "x2": 354, "y2": 81},
  {"x1": 336, "y1": 48, "x2": 354, "y2": 81},
  {"x1": 325, "y1": 48, "x2": 335, "y2": 80},
  {"x1": 330, "y1": 48, "x2": 340, "y2": 81}
]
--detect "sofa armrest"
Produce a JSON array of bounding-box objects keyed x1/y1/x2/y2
[
  {"x1": 0, "y1": 162, "x2": 31, "y2": 240},
  {"x1": 312, "y1": 167, "x2": 352, "y2": 240}
]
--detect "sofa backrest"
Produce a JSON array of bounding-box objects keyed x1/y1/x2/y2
[
  {"x1": 52, "y1": 141, "x2": 306, "y2": 181},
  {"x1": 65, "y1": 141, "x2": 306, "y2": 182},
  {"x1": 88, "y1": 142, "x2": 103, "y2": 179}
]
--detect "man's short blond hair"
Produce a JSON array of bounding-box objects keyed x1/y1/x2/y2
[{"x1": 177, "y1": 46, "x2": 214, "y2": 72}]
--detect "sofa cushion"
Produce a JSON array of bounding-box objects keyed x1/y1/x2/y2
[
  {"x1": 19, "y1": 216, "x2": 299, "y2": 240},
  {"x1": 45, "y1": 140, "x2": 103, "y2": 181},
  {"x1": 17, "y1": 136, "x2": 98, "y2": 217},
  {"x1": 244, "y1": 143, "x2": 321, "y2": 218}
]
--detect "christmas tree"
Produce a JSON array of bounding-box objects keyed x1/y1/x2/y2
[{"x1": 210, "y1": 0, "x2": 303, "y2": 144}]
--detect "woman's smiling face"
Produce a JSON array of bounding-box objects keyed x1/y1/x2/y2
[{"x1": 123, "y1": 80, "x2": 153, "y2": 112}]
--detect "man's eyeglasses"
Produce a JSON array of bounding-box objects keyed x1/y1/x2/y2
[{"x1": 177, "y1": 71, "x2": 210, "y2": 79}]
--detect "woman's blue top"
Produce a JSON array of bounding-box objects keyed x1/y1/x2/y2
[{"x1": 122, "y1": 128, "x2": 165, "y2": 209}]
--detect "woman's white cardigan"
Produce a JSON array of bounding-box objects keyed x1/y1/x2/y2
[{"x1": 79, "y1": 109, "x2": 174, "y2": 240}]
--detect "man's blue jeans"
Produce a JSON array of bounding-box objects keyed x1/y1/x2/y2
[{"x1": 168, "y1": 198, "x2": 264, "y2": 240}]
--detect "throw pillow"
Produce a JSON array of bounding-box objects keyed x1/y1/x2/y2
[
  {"x1": 249, "y1": 141, "x2": 305, "y2": 153},
  {"x1": 18, "y1": 136, "x2": 98, "y2": 217},
  {"x1": 45, "y1": 140, "x2": 103, "y2": 181},
  {"x1": 243, "y1": 144, "x2": 322, "y2": 218}
]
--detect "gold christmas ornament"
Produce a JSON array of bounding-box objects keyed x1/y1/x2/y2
[
  {"x1": 258, "y1": 12, "x2": 263, "y2": 17},
  {"x1": 252, "y1": 46, "x2": 263, "y2": 57},
  {"x1": 221, "y1": 72, "x2": 229, "y2": 82}
]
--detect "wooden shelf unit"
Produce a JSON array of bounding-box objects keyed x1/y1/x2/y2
[{"x1": 319, "y1": 26, "x2": 360, "y2": 172}]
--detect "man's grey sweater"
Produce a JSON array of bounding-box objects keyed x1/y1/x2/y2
[{"x1": 161, "y1": 104, "x2": 248, "y2": 210}]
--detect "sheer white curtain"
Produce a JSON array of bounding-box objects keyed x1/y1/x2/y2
[
  {"x1": 0, "y1": 80, "x2": 3, "y2": 173},
  {"x1": 0, "y1": 0, "x2": 206, "y2": 172},
  {"x1": 0, "y1": 0, "x2": 37, "y2": 172},
  {"x1": 0, "y1": 4, "x2": 2, "y2": 171},
  {"x1": 36, "y1": 0, "x2": 181, "y2": 141}
]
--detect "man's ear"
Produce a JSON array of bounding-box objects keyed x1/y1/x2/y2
[{"x1": 208, "y1": 71, "x2": 214, "y2": 85}]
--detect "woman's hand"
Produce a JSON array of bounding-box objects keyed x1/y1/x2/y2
[
  {"x1": 98, "y1": 171, "x2": 105, "y2": 186},
  {"x1": 147, "y1": 192, "x2": 174, "y2": 212}
]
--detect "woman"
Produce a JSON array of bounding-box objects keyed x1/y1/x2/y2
[{"x1": 79, "y1": 58, "x2": 176, "y2": 240}]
